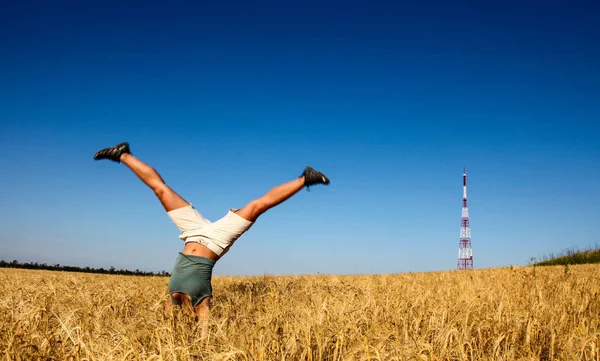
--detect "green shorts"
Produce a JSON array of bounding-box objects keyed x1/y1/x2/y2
[{"x1": 168, "y1": 253, "x2": 216, "y2": 307}]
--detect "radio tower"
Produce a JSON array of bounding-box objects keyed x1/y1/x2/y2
[{"x1": 457, "y1": 167, "x2": 473, "y2": 270}]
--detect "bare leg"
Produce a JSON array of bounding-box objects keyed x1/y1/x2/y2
[
  {"x1": 119, "y1": 153, "x2": 189, "y2": 212},
  {"x1": 235, "y1": 177, "x2": 305, "y2": 222}
]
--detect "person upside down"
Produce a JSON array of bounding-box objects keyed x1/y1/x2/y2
[{"x1": 93, "y1": 142, "x2": 329, "y2": 330}]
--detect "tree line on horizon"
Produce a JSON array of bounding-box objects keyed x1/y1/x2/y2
[
  {"x1": 0, "y1": 259, "x2": 171, "y2": 277},
  {"x1": 533, "y1": 244, "x2": 600, "y2": 267}
]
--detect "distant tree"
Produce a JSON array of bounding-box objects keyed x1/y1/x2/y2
[{"x1": 0, "y1": 259, "x2": 171, "y2": 276}]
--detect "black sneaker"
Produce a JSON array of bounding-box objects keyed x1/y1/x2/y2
[
  {"x1": 301, "y1": 166, "x2": 330, "y2": 189},
  {"x1": 93, "y1": 142, "x2": 131, "y2": 163}
]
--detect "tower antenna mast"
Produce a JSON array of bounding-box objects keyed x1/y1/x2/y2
[{"x1": 457, "y1": 167, "x2": 474, "y2": 270}]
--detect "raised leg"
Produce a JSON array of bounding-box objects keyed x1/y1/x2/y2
[
  {"x1": 235, "y1": 166, "x2": 330, "y2": 222},
  {"x1": 119, "y1": 153, "x2": 190, "y2": 212},
  {"x1": 234, "y1": 177, "x2": 306, "y2": 222}
]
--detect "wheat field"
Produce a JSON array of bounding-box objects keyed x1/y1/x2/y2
[{"x1": 1, "y1": 264, "x2": 599, "y2": 361}]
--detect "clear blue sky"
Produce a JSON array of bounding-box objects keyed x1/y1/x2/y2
[{"x1": 1, "y1": 1, "x2": 598, "y2": 275}]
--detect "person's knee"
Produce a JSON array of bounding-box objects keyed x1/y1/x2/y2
[
  {"x1": 153, "y1": 183, "x2": 169, "y2": 199},
  {"x1": 249, "y1": 199, "x2": 268, "y2": 217},
  {"x1": 236, "y1": 199, "x2": 267, "y2": 222}
]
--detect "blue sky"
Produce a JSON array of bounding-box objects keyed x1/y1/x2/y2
[{"x1": 1, "y1": 1, "x2": 598, "y2": 275}]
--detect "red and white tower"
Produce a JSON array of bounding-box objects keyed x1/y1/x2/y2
[{"x1": 457, "y1": 167, "x2": 473, "y2": 270}]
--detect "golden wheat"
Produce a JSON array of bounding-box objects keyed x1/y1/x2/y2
[{"x1": 1, "y1": 264, "x2": 599, "y2": 360}]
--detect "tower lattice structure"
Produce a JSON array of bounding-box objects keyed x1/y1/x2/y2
[{"x1": 457, "y1": 167, "x2": 473, "y2": 270}]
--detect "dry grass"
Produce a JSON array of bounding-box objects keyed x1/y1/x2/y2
[{"x1": 1, "y1": 264, "x2": 599, "y2": 361}]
